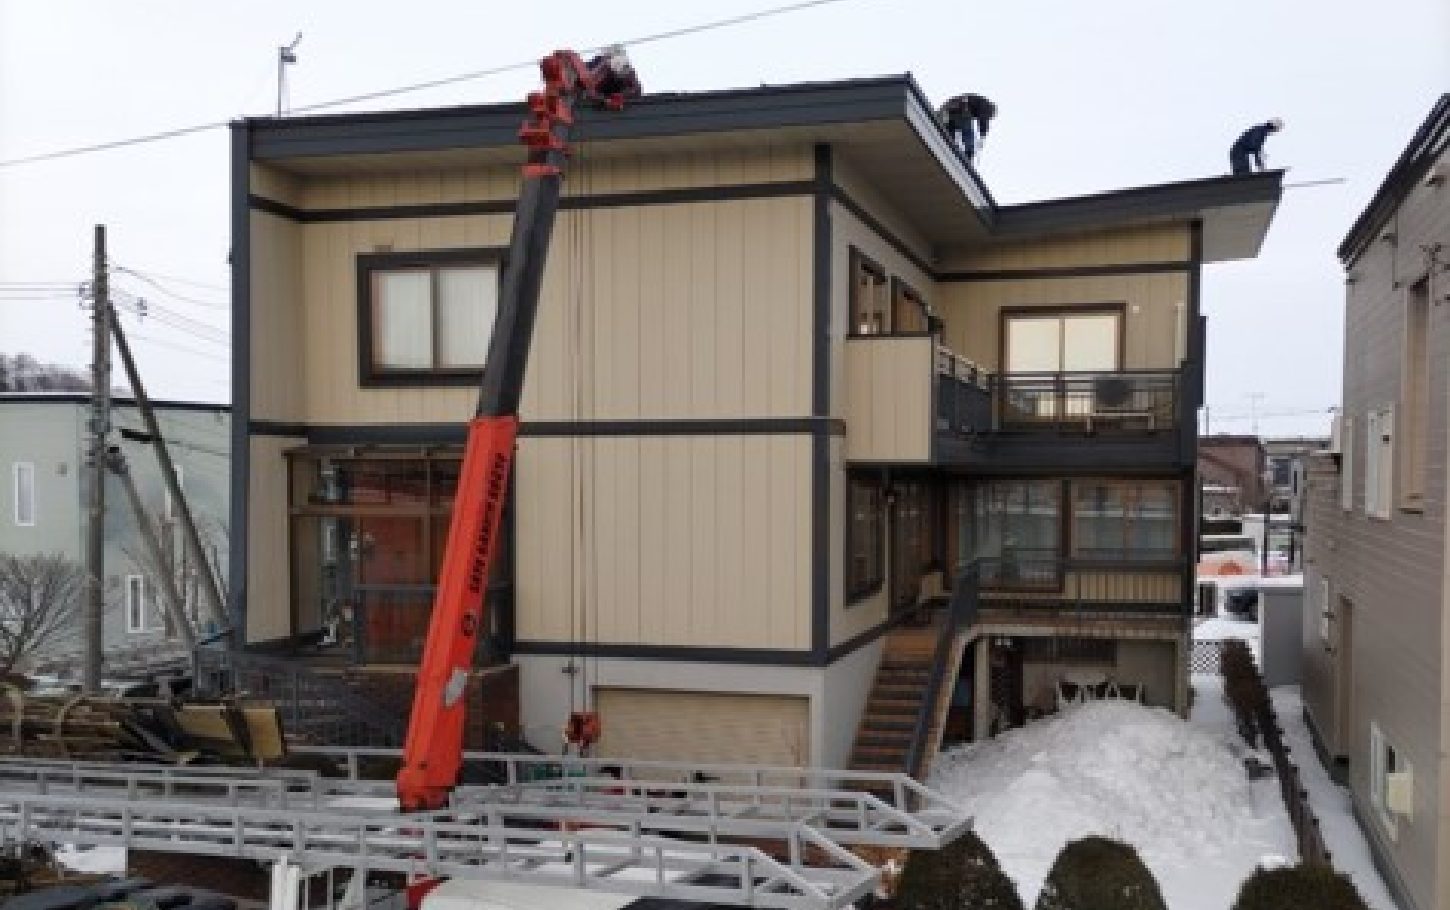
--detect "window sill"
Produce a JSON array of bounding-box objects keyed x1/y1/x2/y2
[
  {"x1": 1398, "y1": 499, "x2": 1425, "y2": 514},
  {"x1": 360, "y1": 370, "x2": 483, "y2": 388}
]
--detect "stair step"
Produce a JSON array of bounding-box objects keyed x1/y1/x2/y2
[
  {"x1": 860, "y1": 717, "x2": 916, "y2": 734},
  {"x1": 873, "y1": 685, "x2": 928, "y2": 700},
  {"x1": 854, "y1": 733, "x2": 913, "y2": 750}
]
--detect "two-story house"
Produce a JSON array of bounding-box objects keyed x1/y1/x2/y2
[
  {"x1": 230, "y1": 74, "x2": 1281, "y2": 768},
  {"x1": 0, "y1": 393, "x2": 229, "y2": 667},
  {"x1": 1301, "y1": 94, "x2": 1450, "y2": 910}
]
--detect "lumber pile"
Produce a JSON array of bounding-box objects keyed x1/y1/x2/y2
[{"x1": 0, "y1": 686, "x2": 286, "y2": 765}]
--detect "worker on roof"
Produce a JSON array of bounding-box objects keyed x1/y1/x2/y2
[
  {"x1": 588, "y1": 45, "x2": 642, "y2": 108},
  {"x1": 938, "y1": 93, "x2": 996, "y2": 163},
  {"x1": 1229, "y1": 118, "x2": 1284, "y2": 175}
]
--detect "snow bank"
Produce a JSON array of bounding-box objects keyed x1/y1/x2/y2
[
  {"x1": 54, "y1": 844, "x2": 126, "y2": 874},
  {"x1": 928, "y1": 698, "x2": 1295, "y2": 910}
]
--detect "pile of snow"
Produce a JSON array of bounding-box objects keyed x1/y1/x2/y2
[
  {"x1": 54, "y1": 844, "x2": 126, "y2": 874},
  {"x1": 928, "y1": 699, "x2": 1295, "y2": 910}
]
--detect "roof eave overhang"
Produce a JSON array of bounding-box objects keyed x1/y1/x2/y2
[{"x1": 991, "y1": 171, "x2": 1284, "y2": 263}]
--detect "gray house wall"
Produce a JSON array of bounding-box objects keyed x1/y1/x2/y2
[
  {"x1": 0, "y1": 396, "x2": 230, "y2": 667},
  {"x1": 1302, "y1": 101, "x2": 1450, "y2": 910}
]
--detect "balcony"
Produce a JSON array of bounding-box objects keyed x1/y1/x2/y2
[{"x1": 844, "y1": 336, "x2": 991, "y2": 463}]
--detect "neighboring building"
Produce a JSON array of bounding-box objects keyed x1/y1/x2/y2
[
  {"x1": 1264, "y1": 435, "x2": 1329, "y2": 514},
  {"x1": 232, "y1": 75, "x2": 1281, "y2": 767},
  {"x1": 0, "y1": 394, "x2": 230, "y2": 666},
  {"x1": 1198, "y1": 434, "x2": 1267, "y2": 516},
  {"x1": 1301, "y1": 95, "x2": 1450, "y2": 910}
]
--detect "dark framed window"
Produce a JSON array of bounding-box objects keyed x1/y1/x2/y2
[
  {"x1": 968, "y1": 479, "x2": 1062, "y2": 589},
  {"x1": 848, "y1": 248, "x2": 889, "y2": 336},
  {"x1": 847, "y1": 473, "x2": 885, "y2": 602},
  {"x1": 357, "y1": 248, "x2": 504, "y2": 386},
  {"x1": 1070, "y1": 479, "x2": 1178, "y2": 560},
  {"x1": 890, "y1": 277, "x2": 933, "y2": 335}
]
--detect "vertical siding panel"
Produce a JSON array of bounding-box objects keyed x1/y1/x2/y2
[
  {"x1": 740, "y1": 435, "x2": 770, "y2": 647},
  {"x1": 716, "y1": 202, "x2": 746, "y2": 416},
  {"x1": 690, "y1": 436, "x2": 718, "y2": 645},
  {"x1": 637, "y1": 207, "x2": 666, "y2": 417},
  {"x1": 661, "y1": 207, "x2": 693, "y2": 418},
  {"x1": 741, "y1": 200, "x2": 771, "y2": 416},
  {"x1": 637, "y1": 436, "x2": 667, "y2": 645},
  {"x1": 689, "y1": 204, "x2": 718, "y2": 415},
  {"x1": 663, "y1": 436, "x2": 692, "y2": 645}
]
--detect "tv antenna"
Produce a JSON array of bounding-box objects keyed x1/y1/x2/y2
[{"x1": 276, "y1": 32, "x2": 303, "y2": 117}]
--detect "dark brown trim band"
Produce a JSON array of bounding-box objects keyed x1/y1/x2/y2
[
  {"x1": 827, "y1": 184, "x2": 935, "y2": 277},
  {"x1": 939, "y1": 261, "x2": 1193, "y2": 281},
  {"x1": 249, "y1": 180, "x2": 816, "y2": 224},
  {"x1": 248, "y1": 417, "x2": 845, "y2": 443}
]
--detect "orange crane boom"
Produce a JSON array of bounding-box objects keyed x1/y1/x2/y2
[{"x1": 396, "y1": 49, "x2": 633, "y2": 812}]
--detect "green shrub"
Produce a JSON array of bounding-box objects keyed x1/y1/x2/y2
[
  {"x1": 1230, "y1": 863, "x2": 1370, "y2": 910},
  {"x1": 895, "y1": 830, "x2": 1024, "y2": 910},
  {"x1": 1219, "y1": 639, "x2": 1270, "y2": 747},
  {"x1": 1033, "y1": 836, "x2": 1167, "y2": 910}
]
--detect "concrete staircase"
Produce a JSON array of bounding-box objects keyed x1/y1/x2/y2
[{"x1": 848, "y1": 610, "x2": 971, "y2": 781}]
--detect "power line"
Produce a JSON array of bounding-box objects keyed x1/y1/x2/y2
[
  {"x1": 0, "y1": 0, "x2": 865, "y2": 169},
  {"x1": 112, "y1": 263, "x2": 229, "y2": 293},
  {"x1": 113, "y1": 266, "x2": 229, "y2": 308}
]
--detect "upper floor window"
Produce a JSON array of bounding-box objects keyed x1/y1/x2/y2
[
  {"x1": 12, "y1": 462, "x2": 35, "y2": 527},
  {"x1": 1004, "y1": 309, "x2": 1121, "y2": 373},
  {"x1": 125, "y1": 574, "x2": 159, "y2": 633},
  {"x1": 849, "y1": 249, "x2": 889, "y2": 336},
  {"x1": 890, "y1": 278, "x2": 932, "y2": 335},
  {"x1": 358, "y1": 250, "x2": 500, "y2": 385},
  {"x1": 1400, "y1": 278, "x2": 1429, "y2": 509}
]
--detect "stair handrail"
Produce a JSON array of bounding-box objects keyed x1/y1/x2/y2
[{"x1": 902, "y1": 562, "x2": 980, "y2": 782}]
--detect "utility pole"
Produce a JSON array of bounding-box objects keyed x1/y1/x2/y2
[
  {"x1": 109, "y1": 310, "x2": 229, "y2": 637},
  {"x1": 105, "y1": 447, "x2": 197, "y2": 651},
  {"x1": 84, "y1": 225, "x2": 110, "y2": 694}
]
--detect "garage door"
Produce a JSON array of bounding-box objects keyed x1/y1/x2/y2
[{"x1": 594, "y1": 689, "x2": 810, "y2": 766}]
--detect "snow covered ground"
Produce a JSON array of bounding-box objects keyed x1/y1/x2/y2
[
  {"x1": 928, "y1": 696, "x2": 1295, "y2": 909},
  {"x1": 54, "y1": 844, "x2": 126, "y2": 874},
  {"x1": 1272, "y1": 686, "x2": 1398, "y2": 909}
]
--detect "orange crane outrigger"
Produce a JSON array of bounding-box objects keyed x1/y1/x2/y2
[{"x1": 396, "y1": 49, "x2": 635, "y2": 812}]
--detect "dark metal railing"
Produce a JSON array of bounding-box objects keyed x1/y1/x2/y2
[
  {"x1": 194, "y1": 648, "x2": 406, "y2": 747},
  {"x1": 993, "y1": 370, "x2": 1180, "y2": 433},
  {"x1": 903, "y1": 566, "x2": 980, "y2": 783}
]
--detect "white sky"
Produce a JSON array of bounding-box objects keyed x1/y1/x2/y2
[{"x1": 1, "y1": 0, "x2": 1446, "y2": 436}]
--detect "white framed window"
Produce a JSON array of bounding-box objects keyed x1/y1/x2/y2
[
  {"x1": 1318, "y1": 576, "x2": 1331, "y2": 644},
  {"x1": 12, "y1": 462, "x2": 35, "y2": 527},
  {"x1": 1365, "y1": 407, "x2": 1395, "y2": 519},
  {"x1": 1370, "y1": 721, "x2": 1411, "y2": 838},
  {"x1": 124, "y1": 575, "x2": 162, "y2": 633},
  {"x1": 1339, "y1": 416, "x2": 1354, "y2": 511}
]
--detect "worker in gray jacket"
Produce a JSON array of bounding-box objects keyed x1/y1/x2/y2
[{"x1": 938, "y1": 93, "x2": 997, "y2": 163}]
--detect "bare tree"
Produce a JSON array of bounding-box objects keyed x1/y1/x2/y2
[{"x1": 0, "y1": 554, "x2": 85, "y2": 675}]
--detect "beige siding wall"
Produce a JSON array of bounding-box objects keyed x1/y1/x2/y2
[
  {"x1": 843, "y1": 336, "x2": 932, "y2": 462},
  {"x1": 249, "y1": 212, "x2": 305, "y2": 423},
  {"x1": 297, "y1": 144, "x2": 813, "y2": 210},
  {"x1": 940, "y1": 223, "x2": 1191, "y2": 271},
  {"x1": 514, "y1": 434, "x2": 811, "y2": 650},
  {"x1": 282, "y1": 196, "x2": 811, "y2": 425},
  {"x1": 832, "y1": 153, "x2": 933, "y2": 266},
  {"x1": 1304, "y1": 142, "x2": 1450, "y2": 910},
  {"x1": 829, "y1": 200, "x2": 936, "y2": 420},
  {"x1": 245, "y1": 435, "x2": 301, "y2": 643},
  {"x1": 938, "y1": 272, "x2": 1190, "y2": 372},
  {"x1": 250, "y1": 163, "x2": 302, "y2": 206},
  {"x1": 595, "y1": 688, "x2": 810, "y2": 765}
]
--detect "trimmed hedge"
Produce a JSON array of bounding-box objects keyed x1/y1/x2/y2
[
  {"x1": 895, "y1": 830, "x2": 1024, "y2": 910},
  {"x1": 1220, "y1": 638, "x2": 1269, "y2": 747},
  {"x1": 1033, "y1": 836, "x2": 1167, "y2": 910},
  {"x1": 1230, "y1": 863, "x2": 1371, "y2": 910}
]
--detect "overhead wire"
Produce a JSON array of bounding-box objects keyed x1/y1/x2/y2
[
  {"x1": 114, "y1": 266, "x2": 229, "y2": 310},
  {"x1": 0, "y1": 0, "x2": 866, "y2": 169}
]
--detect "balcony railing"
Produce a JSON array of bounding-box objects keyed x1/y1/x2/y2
[
  {"x1": 993, "y1": 370, "x2": 1180, "y2": 433},
  {"x1": 968, "y1": 554, "x2": 1189, "y2": 620},
  {"x1": 935, "y1": 346, "x2": 993, "y2": 436}
]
